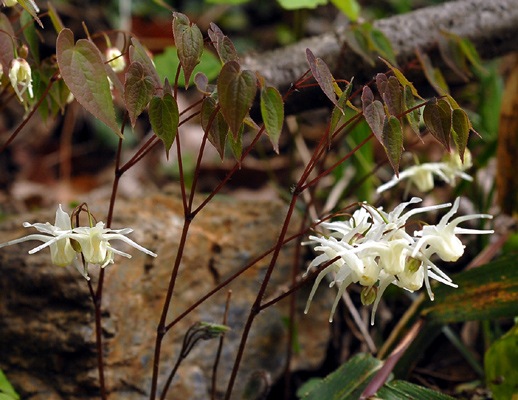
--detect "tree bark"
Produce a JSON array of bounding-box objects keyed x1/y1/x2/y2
[{"x1": 243, "y1": 0, "x2": 518, "y2": 114}]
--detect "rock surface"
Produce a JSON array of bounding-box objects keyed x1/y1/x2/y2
[{"x1": 0, "y1": 191, "x2": 333, "y2": 399}]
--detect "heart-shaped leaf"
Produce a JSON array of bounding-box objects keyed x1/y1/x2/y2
[
  {"x1": 423, "y1": 99, "x2": 452, "y2": 150},
  {"x1": 260, "y1": 86, "x2": 284, "y2": 153},
  {"x1": 56, "y1": 29, "x2": 121, "y2": 138},
  {"x1": 208, "y1": 23, "x2": 239, "y2": 64},
  {"x1": 379, "y1": 57, "x2": 422, "y2": 99},
  {"x1": 451, "y1": 108, "x2": 470, "y2": 160},
  {"x1": 129, "y1": 38, "x2": 161, "y2": 89},
  {"x1": 217, "y1": 61, "x2": 257, "y2": 138},
  {"x1": 382, "y1": 115, "x2": 404, "y2": 175},
  {"x1": 362, "y1": 86, "x2": 385, "y2": 143},
  {"x1": 306, "y1": 48, "x2": 338, "y2": 108},
  {"x1": 382, "y1": 76, "x2": 404, "y2": 117},
  {"x1": 149, "y1": 93, "x2": 179, "y2": 158},
  {"x1": 201, "y1": 96, "x2": 229, "y2": 160},
  {"x1": 124, "y1": 62, "x2": 155, "y2": 127},
  {"x1": 173, "y1": 12, "x2": 204, "y2": 88}
]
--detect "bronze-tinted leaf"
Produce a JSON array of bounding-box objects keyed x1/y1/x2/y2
[
  {"x1": 306, "y1": 48, "x2": 338, "y2": 108},
  {"x1": 201, "y1": 96, "x2": 229, "y2": 160},
  {"x1": 124, "y1": 62, "x2": 155, "y2": 127},
  {"x1": 423, "y1": 99, "x2": 451, "y2": 150},
  {"x1": 129, "y1": 38, "x2": 161, "y2": 89},
  {"x1": 379, "y1": 57, "x2": 422, "y2": 99},
  {"x1": 382, "y1": 76, "x2": 404, "y2": 116},
  {"x1": 382, "y1": 115, "x2": 404, "y2": 175},
  {"x1": 403, "y1": 85, "x2": 421, "y2": 136},
  {"x1": 56, "y1": 29, "x2": 121, "y2": 138},
  {"x1": 149, "y1": 93, "x2": 179, "y2": 158},
  {"x1": 208, "y1": 23, "x2": 239, "y2": 64},
  {"x1": 0, "y1": 14, "x2": 15, "y2": 78},
  {"x1": 217, "y1": 61, "x2": 257, "y2": 138},
  {"x1": 362, "y1": 86, "x2": 385, "y2": 143},
  {"x1": 173, "y1": 12, "x2": 204, "y2": 88}
]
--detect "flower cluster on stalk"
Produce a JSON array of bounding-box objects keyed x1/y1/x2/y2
[
  {"x1": 0, "y1": 205, "x2": 157, "y2": 280},
  {"x1": 304, "y1": 197, "x2": 493, "y2": 325}
]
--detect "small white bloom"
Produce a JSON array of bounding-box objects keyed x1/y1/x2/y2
[
  {"x1": 377, "y1": 150, "x2": 473, "y2": 194},
  {"x1": 413, "y1": 197, "x2": 494, "y2": 262},
  {"x1": 72, "y1": 222, "x2": 157, "y2": 268},
  {"x1": 2, "y1": 0, "x2": 18, "y2": 7},
  {"x1": 0, "y1": 205, "x2": 76, "y2": 267},
  {"x1": 106, "y1": 47, "x2": 126, "y2": 73},
  {"x1": 9, "y1": 58, "x2": 34, "y2": 103}
]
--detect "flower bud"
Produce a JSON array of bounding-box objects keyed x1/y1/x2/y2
[{"x1": 106, "y1": 47, "x2": 126, "y2": 73}]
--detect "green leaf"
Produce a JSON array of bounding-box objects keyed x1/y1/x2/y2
[
  {"x1": 173, "y1": 12, "x2": 204, "y2": 88},
  {"x1": 416, "y1": 50, "x2": 449, "y2": 95},
  {"x1": 306, "y1": 48, "x2": 338, "y2": 108},
  {"x1": 330, "y1": 0, "x2": 360, "y2": 21},
  {"x1": 21, "y1": 10, "x2": 40, "y2": 64},
  {"x1": 277, "y1": 0, "x2": 327, "y2": 10},
  {"x1": 0, "y1": 370, "x2": 19, "y2": 400},
  {"x1": 382, "y1": 115, "x2": 404, "y2": 175},
  {"x1": 17, "y1": 0, "x2": 42, "y2": 28},
  {"x1": 403, "y1": 85, "x2": 421, "y2": 135},
  {"x1": 46, "y1": 2, "x2": 65, "y2": 33},
  {"x1": 343, "y1": 26, "x2": 375, "y2": 66},
  {"x1": 329, "y1": 79, "x2": 354, "y2": 136},
  {"x1": 201, "y1": 96, "x2": 229, "y2": 160},
  {"x1": 217, "y1": 61, "x2": 257, "y2": 138},
  {"x1": 459, "y1": 37, "x2": 485, "y2": 74},
  {"x1": 124, "y1": 62, "x2": 155, "y2": 127},
  {"x1": 149, "y1": 93, "x2": 179, "y2": 158},
  {"x1": 208, "y1": 23, "x2": 239, "y2": 64},
  {"x1": 227, "y1": 124, "x2": 243, "y2": 163},
  {"x1": 376, "y1": 380, "x2": 455, "y2": 399},
  {"x1": 260, "y1": 86, "x2": 284, "y2": 153},
  {"x1": 422, "y1": 255, "x2": 518, "y2": 324},
  {"x1": 362, "y1": 86, "x2": 385, "y2": 143},
  {"x1": 129, "y1": 38, "x2": 161, "y2": 89},
  {"x1": 423, "y1": 99, "x2": 451, "y2": 150},
  {"x1": 438, "y1": 36, "x2": 470, "y2": 82},
  {"x1": 485, "y1": 323, "x2": 518, "y2": 400},
  {"x1": 299, "y1": 353, "x2": 382, "y2": 399},
  {"x1": 451, "y1": 108, "x2": 470, "y2": 160},
  {"x1": 56, "y1": 29, "x2": 121, "y2": 138},
  {"x1": 368, "y1": 27, "x2": 397, "y2": 66}
]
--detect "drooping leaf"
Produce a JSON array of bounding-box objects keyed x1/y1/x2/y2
[
  {"x1": 129, "y1": 38, "x2": 161, "y2": 89},
  {"x1": 485, "y1": 323, "x2": 518, "y2": 400},
  {"x1": 172, "y1": 12, "x2": 204, "y2": 88},
  {"x1": 17, "y1": 0, "x2": 42, "y2": 28},
  {"x1": 46, "y1": 2, "x2": 65, "y2": 33},
  {"x1": 149, "y1": 93, "x2": 179, "y2": 158},
  {"x1": 194, "y1": 72, "x2": 211, "y2": 95},
  {"x1": 277, "y1": 0, "x2": 327, "y2": 10},
  {"x1": 415, "y1": 50, "x2": 449, "y2": 95},
  {"x1": 423, "y1": 99, "x2": 452, "y2": 150},
  {"x1": 382, "y1": 76, "x2": 404, "y2": 116},
  {"x1": 260, "y1": 86, "x2": 284, "y2": 153},
  {"x1": 379, "y1": 57, "x2": 422, "y2": 99},
  {"x1": 422, "y1": 255, "x2": 518, "y2": 324},
  {"x1": 208, "y1": 23, "x2": 239, "y2": 64},
  {"x1": 217, "y1": 61, "x2": 257, "y2": 138},
  {"x1": 306, "y1": 48, "x2": 338, "y2": 108},
  {"x1": 382, "y1": 115, "x2": 404, "y2": 175},
  {"x1": 376, "y1": 380, "x2": 455, "y2": 399},
  {"x1": 124, "y1": 62, "x2": 155, "y2": 127},
  {"x1": 368, "y1": 27, "x2": 397, "y2": 66},
  {"x1": 343, "y1": 26, "x2": 375, "y2": 66},
  {"x1": 438, "y1": 36, "x2": 470, "y2": 82},
  {"x1": 299, "y1": 353, "x2": 382, "y2": 399},
  {"x1": 451, "y1": 108, "x2": 470, "y2": 160},
  {"x1": 0, "y1": 369, "x2": 19, "y2": 400},
  {"x1": 201, "y1": 96, "x2": 229, "y2": 160},
  {"x1": 0, "y1": 14, "x2": 15, "y2": 78},
  {"x1": 362, "y1": 86, "x2": 385, "y2": 143},
  {"x1": 329, "y1": 79, "x2": 354, "y2": 136},
  {"x1": 330, "y1": 0, "x2": 360, "y2": 21},
  {"x1": 227, "y1": 124, "x2": 243, "y2": 164},
  {"x1": 21, "y1": 11, "x2": 40, "y2": 64},
  {"x1": 403, "y1": 85, "x2": 421, "y2": 135},
  {"x1": 458, "y1": 37, "x2": 485, "y2": 74},
  {"x1": 375, "y1": 73, "x2": 388, "y2": 97},
  {"x1": 56, "y1": 29, "x2": 121, "y2": 138}
]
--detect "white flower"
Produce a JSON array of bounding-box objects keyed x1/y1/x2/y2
[
  {"x1": 2, "y1": 0, "x2": 19, "y2": 7},
  {"x1": 304, "y1": 197, "x2": 493, "y2": 325},
  {"x1": 377, "y1": 150, "x2": 473, "y2": 194},
  {"x1": 9, "y1": 58, "x2": 34, "y2": 103},
  {"x1": 412, "y1": 197, "x2": 493, "y2": 262},
  {"x1": 0, "y1": 205, "x2": 157, "y2": 280},
  {"x1": 72, "y1": 222, "x2": 157, "y2": 268},
  {"x1": 106, "y1": 47, "x2": 126, "y2": 73},
  {"x1": 0, "y1": 205, "x2": 76, "y2": 267}
]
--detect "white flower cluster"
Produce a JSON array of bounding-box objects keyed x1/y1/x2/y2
[
  {"x1": 9, "y1": 58, "x2": 34, "y2": 103},
  {"x1": 377, "y1": 150, "x2": 473, "y2": 194},
  {"x1": 0, "y1": 205, "x2": 157, "y2": 280},
  {"x1": 304, "y1": 197, "x2": 493, "y2": 325}
]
